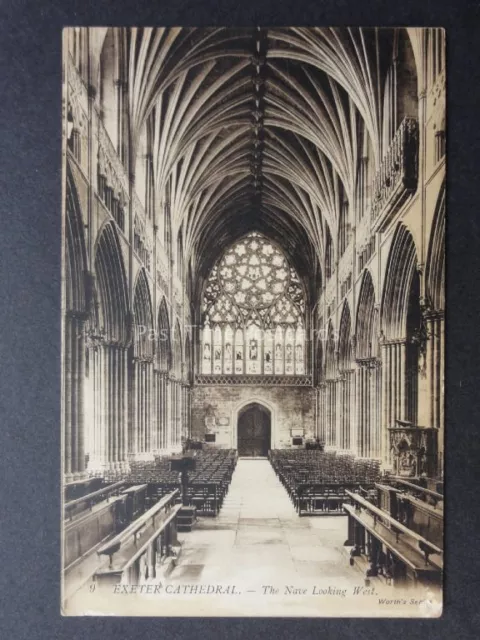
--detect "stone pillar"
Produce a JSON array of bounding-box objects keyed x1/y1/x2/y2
[
  {"x1": 355, "y1": 366, "x2": 362, "y2": 456},
  {"x1": 347, "y1": 370, "x2": 354, "y2": 452},
  {"x1": 120, "y1": 347, "x2": 129, "y2": 472},
  {"x1": 71, "y1": 314, "x2": 88, "y2": 479},
  {"x1": 166, "y1": 376, "x2": 172, "y2": 450},
  {"x1": 335, "y1": 376, "x2": 342, "y2": 449},
  {"x1": 376, "y1": 361, "x2": 382, "y2": 458},
  {"x1": 129, "y1": 356, "x2": 138, "y2": 458},
  {"x1": 152, "y1": 370, "x2": 160, "y2": 453},
  {"x1": 85, "y1": 340, "x2": 129, "y2": 474},
  {"x1": 161, "y1": 374, "x2": 167, "y2": 450},
  {"x1": 438, "y1": 314, "x2": 445, "y2": 476},
  {"x1": 399, "y1": 341, "x2": 406, "y2": 421}
]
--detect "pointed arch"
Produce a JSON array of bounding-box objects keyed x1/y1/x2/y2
[
  {"x1": 99, "y1": 28, "x2": 121, "y2": 149},
  {"x1": 94, "y1": 221, "x2": 129, "y2": 344},
  {"x1": 381, "y1": 29, "x2": 419, "y2": 153},
  {"x1": 314, "y1": 333, "x2": 324, "y2": 385},
  {"x1": 184, "y1": 333, "x2": 192, "y2": 382},
  {"x1": 133, "y1": 268, "x2": 154, "y2": 358},
  {"x1": 65, "y1": 166, "x2": 88, "y2": 314},
  {"x1": 177, "y1": 225, "x2": 184, "y2": 280},
  {"x1": 325, "y1": 321, "x2": 337, "y2": 379},
  {"x1": 381, "y1": 224, "x2": 418, "y2": 340},
  {"x1": 157, "y1": 296, "x2": 171, "y2": 371},
  {"x1": 338, "y1": 302, "x2": 352, "y2": 370},
  {"x1": 356, "y1": 269, "x2": 377, "y2": 359},
  {"x1": 426, "y1": 181, "x2": 445, "y2": 312},
  {"x1": 173, "y1": 320, "x2": 183, "y2": 378}
]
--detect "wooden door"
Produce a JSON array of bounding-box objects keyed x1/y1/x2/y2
[{"x1": 237, "y1": 404, "x2": 271, "y2": 457}]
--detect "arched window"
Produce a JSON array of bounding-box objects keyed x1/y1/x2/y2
[
  {"x1": 202, "y1": 321, "x2": 212, "y2": 374},
  {"x1": 224, "y1": 325, "x2": 233, "y2": 374},
  {"x1": 99, "y1": 29, "x2": 118, "y2": 149},
  {"x1": 201, "y1": 232, "x2": 306, "y2": 376},
  {"x1": 213, "y1": 325, "x2": 222, "y2": 374}
]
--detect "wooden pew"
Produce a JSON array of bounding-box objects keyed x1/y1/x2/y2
[
  {"x1": 64, "y1": 493, "x2": 128, "y2": 570},
  {"x1": 95, "y1": 490, "x2": 182, "y2": 586},
  {"x1": 64, "y1": 480, "x2": 127, "y2": 521},
  {"x1": 121, "y1": 484, "x2": 148, "y2": 522},
  {"x1": 64, "y1": 477, "x2": 104, "y2": 502},
  {"x1": 343, "y1": 490, "x2": 443, "y2": 586},
  {"x1": 390, "y1": 477, "x2": 444, "y2": 507},
  {"x1": 375, "y1": 482, "x2": 403, "y2": 521},
  {"x1": 396, "y1": 493, "x2": 443, "y2": 549}
]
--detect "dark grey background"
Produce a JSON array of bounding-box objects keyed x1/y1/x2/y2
[{"x1": 0, "y1": 1, "x2": 478, "y2": 638}]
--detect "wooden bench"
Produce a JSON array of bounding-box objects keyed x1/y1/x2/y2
[
  {"x1": 396, "y1": 493, "x2": 443, "y2": 549},
  {"x1": 343, "y1": 490, "x2": 443, "y2": 585},
  {"x1": 64, "y1": 493, "x2": 127, "y2": 570},
  {"x1": 121, "y1": 484, "x2": 148, "y2": 522},
  {"x1": 64, "y1": 480, "x2": 127, "y2": 521},
  {"x1": 65, "y1": 476, "x2": 104, "y2": 501},
  {"x1": 95, "y1": 490, "x2": 182, "y2": 586},
  {"x1": 391, "y1": 477, "x2": 444, "y2": 507}
]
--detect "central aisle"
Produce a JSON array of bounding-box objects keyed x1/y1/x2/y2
[{"x1": 166, "y1": 458, "x2": 358, "y2": 615}]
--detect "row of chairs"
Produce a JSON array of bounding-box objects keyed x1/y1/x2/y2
[
  {"x1": 269, "y1": 449, "x2": 381, "y2": 516},
  {"x1": 127, "y1": 450, "x2": 238, "y2": 516}
]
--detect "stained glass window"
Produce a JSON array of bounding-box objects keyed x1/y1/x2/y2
[{"x1": 202, "y1": 232, "x2": 306, "y2": 375}]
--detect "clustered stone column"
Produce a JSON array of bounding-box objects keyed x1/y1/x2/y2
[
  {"x1": 316, "y1": 383, "x2": 327, "y2": 443},
  {"x1": 129, "y1": 356, "x2": 154, "y2": 461},
  {"x1": 64, "y1": 311, "x2": 88, "y2": 481},
  {"x1": 167, "y1": 377, "x2": 184, "y2": 450},
  {"x1": 338, "y1": 370, "x2": 354, "y2": 450},
  {"x1": 88, "y1": 341, "x2": 129, "y2": 474},
  {"x1": 424, "y1": 311, "x2": 445, "y2": 474},
  {"x1": 325, "y1": 379, "x2": 337, "y2": 448},
  {"x1": 355, "y1": 359, "x2": 382, "y2": 458},
  {"x1": 381, "y1": 339, "x2": 407, "y2": 465}
]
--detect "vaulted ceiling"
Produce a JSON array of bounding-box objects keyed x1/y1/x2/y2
[{"x1": 93, "y1": 27, "x2": 420, "y2": 305}]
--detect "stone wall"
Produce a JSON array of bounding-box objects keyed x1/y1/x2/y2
[{"x1": 191, "y1": 385, "x2": 316, "y2": 450}]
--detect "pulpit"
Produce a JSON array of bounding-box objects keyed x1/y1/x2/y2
[{"x1": 388, "y1": 420, "x2": 438, "y2": 478}]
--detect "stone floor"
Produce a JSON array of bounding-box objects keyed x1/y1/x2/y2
[
  {"x1": 164, "y1": 458, "x2": 365, "y2": 616},
  {"x1": 66, "y1": 459, "x2": 442, "y2": 617},
  {"x1": 171, "y1": 459, "x2": 350, "y2": 581}
]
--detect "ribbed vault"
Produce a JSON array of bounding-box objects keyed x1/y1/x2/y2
[{"x1": 94, "y1": 27, "x2": 417, "y2": 310}]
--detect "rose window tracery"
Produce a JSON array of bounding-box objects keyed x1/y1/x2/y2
[{"x1": 202, "y1": 232, "x2": 306, "y2": 376}]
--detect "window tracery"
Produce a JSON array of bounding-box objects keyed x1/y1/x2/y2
[{"x1": 201, "y1": 232, "x2": 306, "y2": 375}]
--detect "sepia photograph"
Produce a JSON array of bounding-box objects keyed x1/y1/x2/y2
[{"x1": 61, "y1": 27, "x2": 445, "y2": 617}]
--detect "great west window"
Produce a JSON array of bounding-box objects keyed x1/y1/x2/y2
[{"x1": 201, "y1": 232, "x2": 306, "y2": 376}]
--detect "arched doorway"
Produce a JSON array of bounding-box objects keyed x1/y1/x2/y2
[{"x1": 237, "y1": 403, "x2": 271, "y2": 457}]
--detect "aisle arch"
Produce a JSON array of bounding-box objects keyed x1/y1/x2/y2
[
  {"x1": 132, "y1": 268, "x2": 154, "y2": 358},
  {"x1": 426, "y1": 182, "x2": 446, "y2": 312},
  {"x1": 65, "y1": 167, "x2": 88, "y2": 314},
  {"x1": 93, "y1": 221, "x2": 130, "y2": 344},
  {"x1": 338, "y1": 302, "x2": 353, "y2": 371},
  {"x1": 184, "y1": 333, "x2": 192, "y2": 382},
  {"x1": 356, "y1": 270, "x2": 378, "y2": 359},
  {"x1": 157, "y1": 297, "x2": 172, "y2": 372},
  {"x1": 172, "y1": 320, "x2": 183, "y2": 378},
  {"x1": 380, "y1": 224, "x2": 419, "y2": 340},
  {"x1": 325, "y1": 321, "x2": 337, "y2": 379}
]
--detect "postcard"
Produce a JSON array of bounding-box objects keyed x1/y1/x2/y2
[{"x1": 62, "y1": 27, "x2": 445, "y2": 617}]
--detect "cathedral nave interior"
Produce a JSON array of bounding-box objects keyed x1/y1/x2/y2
[{"x1": 62, "y1": 27, "x2": 445, "y2": 617}]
